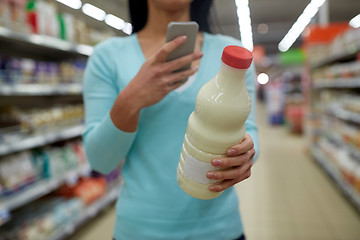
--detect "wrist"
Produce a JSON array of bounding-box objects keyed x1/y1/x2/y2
[{"x1": 110, "y1": 87, "x2": 142, "y2": 132}]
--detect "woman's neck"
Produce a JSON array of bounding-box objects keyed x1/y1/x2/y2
[{"x1": 139, "y1": 2, "x2": 191, "y2": 39}]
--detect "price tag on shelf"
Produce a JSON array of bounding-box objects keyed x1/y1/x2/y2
[
  {"x1": 0, "y1": 205, "x2": 10, "y2": 226},
  {"x1": 79, "y1": 164, "x2": 91, "y2": 177},
  {"x1": 65, "y1": 171, "x2": 79, "y2": 186},
  {"x1": 88, "y1": 205, "x2": 97, "y2": 218}
]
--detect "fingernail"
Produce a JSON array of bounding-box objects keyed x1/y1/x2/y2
[
  {"x1": 179, "y1": 35, "x2": 187, "y2": 42},
  {"x1": 207, "y1": 172, "x2": 216, "y2": 179},
  {"x1": 228, "y1": 148, "x2": 237, "y2": 155},
  {"x1": 209, "y1": 186, "x2": 218, "y2": 192},
  {"x1": 212, "y1": 159, "x2": 222, "y2": 166},
  {"x1": 195, "y1": 51, "x2": 203, "y2": 57},
  {"x1": 193, "y1": 65, "x2": 199, "y2": 71}
]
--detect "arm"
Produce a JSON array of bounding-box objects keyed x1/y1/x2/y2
[
  {"x1": 82, "y1": 43, "x2": 137, "y2": 174},
  {"x1": 83, "y1": 37, "x2": 203, "y2": 174}
]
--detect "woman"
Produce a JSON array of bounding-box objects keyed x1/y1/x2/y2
[{"x1": 83, "y1": 0, "x2": 259, "y2": 239}]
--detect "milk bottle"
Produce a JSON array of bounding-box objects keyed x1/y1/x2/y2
[{"x1": 177, "y1": 45, "x2": 253, "y2": 199}]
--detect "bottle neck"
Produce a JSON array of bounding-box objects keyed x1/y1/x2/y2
[{"x1": 215, "y1": 61, "x2": 247, "y2": 90}]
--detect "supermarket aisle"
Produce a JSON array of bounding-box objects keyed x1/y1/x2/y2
[
  {"x1": 70, "y1": 103, "x2": 360, "y2": 240},
  {"x1": 237, "y1": 103, "x2": 360, "y2": 240}
]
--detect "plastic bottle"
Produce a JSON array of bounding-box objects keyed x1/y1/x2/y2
[{"x1": 177, "y1": 45, "x2": 253, "y2": 199}]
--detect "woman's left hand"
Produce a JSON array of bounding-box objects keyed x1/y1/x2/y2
[{"x1": 206, "y1": 133, "x2": 255, "y2": 192}]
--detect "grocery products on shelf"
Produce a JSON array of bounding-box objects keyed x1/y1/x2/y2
[
  {"x1": 264, "y1": 80, "x2": 285, "y2": 125},
  {"x1": 0, "y1": 140, "x2": 87, "y2": 197},
  {"x1": 0, "y1": 0, "x2": 116, "y2": 46},
  {"x1": 0, "y1": 104, "x2": 84, "y2": 145},
  {"x1": 56, "y1": 177, "x2": 107, "y2": 205},
  {"x1": 0, "y1": 167, "x2": 122, "y2": 240},
  {"x1": 317, "y1": 137, "x2": 360, "y2": 194},
  {"x1": 0, "y1": 197, "x2": 85, "y2": 240},
  {"x1": 0, "y1": 56, "x2": 86, "y2": 85},
  {"x1": 304, "y1": 23, "x2": 360, "y2": 211},
  {"x1": 0, "y1": 151, "x2": 37, "y2": 195},
  {"x1": 0, "y1": 0, "x2": 122, "y2": 238},
  {"x1": 307, "y1": 27, "x2": 360, "y2": 66},
  {"x1": 312, "y1": 60, "x2": 360, "y2": 87}
]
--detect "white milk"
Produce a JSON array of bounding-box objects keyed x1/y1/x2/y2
[{"x1": 177, "y1": 46, "x2": 253, "y2": 199}]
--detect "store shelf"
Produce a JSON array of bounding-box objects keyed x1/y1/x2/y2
[
  {"x1": 0, "y1": 26, "x2": 93, "y2": 56},
  {"x1": 50, "y1": 184, "x2": 121, "y2": 240},
  {"x1": 312, "y1": 147, "x2": 360, "y2": 213},
  {"x1": 313, "y1": 78, "x2": 360, "y2": 89},
  {"x1": 311, "y1": 42, "x2": 360, "y2": 70},
  {"x1": 0, "y1": 164, "x2": 91, "y2": 213},
  {"x1": 0, "y1": 125, "x2": 84, "y2": 157},
  {"x1": 0, "y1": 84, "x2": 83, "y2": 96},
  {"x1": 324, "y1": 132, "x2": 360, "y2": 160},
  {"x1": 325, "y1": 105, "x2": 360, "y2": 124}
]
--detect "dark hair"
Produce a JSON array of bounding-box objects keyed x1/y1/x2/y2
[{"x1": 129, "y1": 0, "x2": 213, "y2": 33}]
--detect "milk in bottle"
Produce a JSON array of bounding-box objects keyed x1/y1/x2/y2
[{"x1": 177, "y1": 45, "x2": 253, "y2": 199}]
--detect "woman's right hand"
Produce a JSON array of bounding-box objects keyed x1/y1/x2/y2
[
  {"x1": 125, "y1": 35, "x2": 203, "y2": 109},
  {"x1": 110, "y1": 36, "x2": 202, "y2": 132}
]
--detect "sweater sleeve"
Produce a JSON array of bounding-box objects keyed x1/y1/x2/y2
[
  {"x1": 82, "y1": 41, "x2": 137, "y2": 174},
  {"x1": 244, "y1": 62, "x2": 260, "y2": 162}
]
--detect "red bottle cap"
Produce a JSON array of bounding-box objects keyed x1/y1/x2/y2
[{"x1": 221, "y1": 45, "x2": 253, "y2": 69}]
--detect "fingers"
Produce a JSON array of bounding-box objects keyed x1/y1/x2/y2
[
  {"x1": 211, "y1": 148, "x2": 255, "y2": 168},
  {"x1": 165, "y1": 65, "x2": 198, "y2": 89},
  {"x1": 209, "y1": 169, "x2": 252, "y2": 192},
  {"x1": 166, "y1": 51, "x2": 203, "y2": 73},
  {"x1": 227, "y1": 133, "x2": 254, "y2": 157},
  {"x1": 155, "y1": 36, "x2": 187, "y2": 62},
  {"x1": 207, "y1": 158, "x2": 253, "y2": 180}
]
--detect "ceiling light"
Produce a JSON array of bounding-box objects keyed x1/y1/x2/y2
[
  {"x1": 56, "y1": 0, "x2": 82, "y2": 9},
  {"x1": 235, "y1": 0, "x2": 253, "y2": 51},
  {"x1": 82, "y1": 3, "x2": 106, "y2": 21},
  {"x1": 349, "y1": 14, "x2": 360, "y2": 28},
  {"x1": 123, "y1": 23, "x2": 133, "y2": 35},
  {"x1": 257, "y1": 23, "x2": 268, "y2": 35},
  {"x1": 257, "y1": 73, "x2": 269, "y2": 85},
  {"x1": 278, "y1": 0, "x2": 327, "y2": 52},
  {"x1": 105, "y1": 14, "x2": 126, "y2": 30}
]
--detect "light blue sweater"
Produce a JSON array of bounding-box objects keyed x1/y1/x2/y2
[{"x1": 83, "y1": 32, "x2": 259, "y2": 240}]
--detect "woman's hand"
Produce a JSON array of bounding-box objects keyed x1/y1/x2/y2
[
  {"x1": 125, "y1": 35, "x2": 203, "y2": 109},
  {"x1": 206, "y1": 133, "x2": 255, "y2": 192},
  {"x1": 110, "y1": 36, "x2": 202, "y2": 132}
]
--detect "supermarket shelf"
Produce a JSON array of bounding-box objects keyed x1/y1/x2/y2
[
  {"x1": 324, "y1": 132, "x2": 360, "y2": 160},
  {"x1": 326, "y1": 105, "x2": 360, "y2": 124},
  {"x1": 312, "y1": 147, "x2": 360, "y2": 213},
  {"x1": 0, "y1": 26, "x2": 93, "y2": 56},
  {"x1": 0, "y1": 84, "x2": 83, "y2": 96},
  {"x1": 0, "y1": 125, "x2": 84, "y2": 157},
  {"x1": 0, "y1": 164, "x2": 91, "y2": 212},
  {"x1": 313, "y1": 78, "x2": 360, "y2": 89},
  {"x1": 51, "y1": 184, "x2": 121, "y2": 240},
  {"x1": 311, "y1": 42, "x2": 360, "y2": 70}
]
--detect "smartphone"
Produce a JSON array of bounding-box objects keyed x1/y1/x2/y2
[{"x1": 166, "y1": 21, "x2": 199, "y2": 73}]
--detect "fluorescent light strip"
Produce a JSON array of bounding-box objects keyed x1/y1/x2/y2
[
  {"x1": 56, "y1": 0, "x2": 82, "y2": 9},
  {"x1": 349, "y1": 14, "x2": 360, "y2": 28},
  {"x1": 82, "y1": 3, "x2": 106, "y2": 21},
  {"x1": 105, "y1": 14, "x2": 126, "y2": 30},
  {"x1": 235, "y1": 0, "x2": 253, "y2": 51},
  {"x1": 123, "y1": 23, "x2": 133, "y2": 35},
  {"x1": 278, "y1": 0, "x2": 326, "y2": 52}
]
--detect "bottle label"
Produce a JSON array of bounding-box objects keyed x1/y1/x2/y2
[{"x1": 183, "y1": 152, "x2": 219, "y2": 185}]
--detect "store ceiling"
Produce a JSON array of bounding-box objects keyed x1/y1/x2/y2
[{"x1": 86, "y1": 0, "x2": 359, "y2": 55}]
